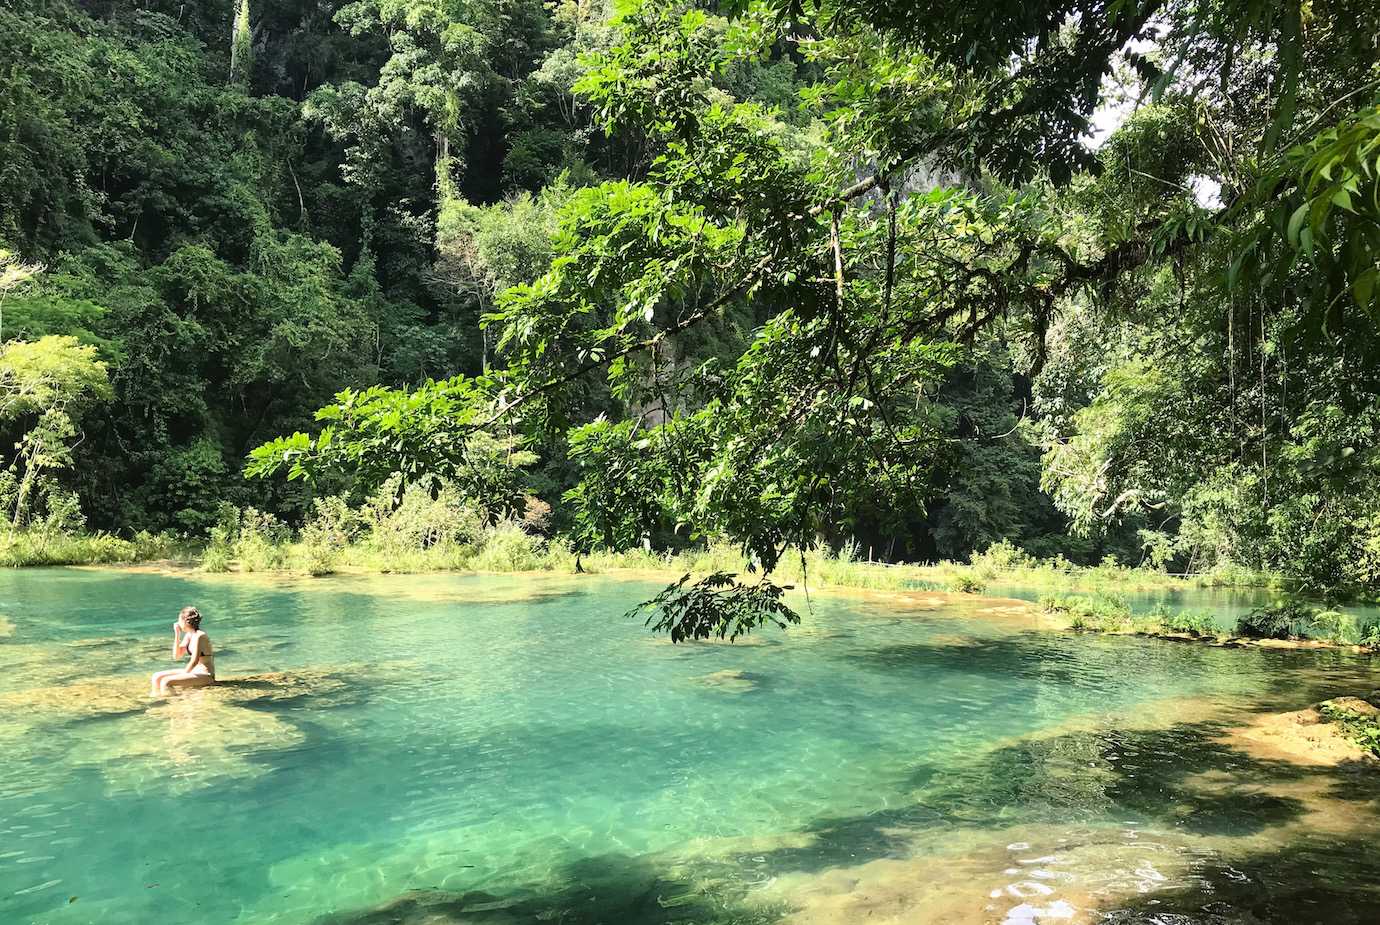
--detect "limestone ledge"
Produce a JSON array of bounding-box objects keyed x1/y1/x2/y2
[
  {"x1": 1229, "y1": 693, "x2": 1380, "y2": 767},
  {"x1": 1065, "y1": 623, "x2": 1376, "y2": 653}
]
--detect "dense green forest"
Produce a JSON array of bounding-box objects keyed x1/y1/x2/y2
[{"x1": 2, "y1": 0, "x2": 1378, "y2": 600}]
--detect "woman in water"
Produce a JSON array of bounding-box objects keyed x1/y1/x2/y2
[{"x1": 150, "y1": 606, "x2": 216, "y2": 694}]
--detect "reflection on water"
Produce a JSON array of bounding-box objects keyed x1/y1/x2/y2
[{"x1": 0, "y1": 568, "x2": 1376, "y2": 924}]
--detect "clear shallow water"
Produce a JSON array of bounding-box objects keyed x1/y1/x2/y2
[{"x1": 0, "y1": 569, "x2": 1378, "y2": 924}]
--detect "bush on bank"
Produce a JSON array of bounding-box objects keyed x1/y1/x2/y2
[
  {"x1": 0, "y1": 528, "x2": 192, "y2": 567},
  {"x1": 0, "y1": 484, "x2": 1302, "y2": 612}
]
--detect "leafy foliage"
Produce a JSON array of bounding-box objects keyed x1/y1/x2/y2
[
  {"x1": 625, "y1": 571, "x2": 799, "y2": 643},
  {"x1": 1320, "y1": 702, "x2": 1380, "y2": 758},
  {"x1": 0, "y1": 334, "x2": 111, "y2": 526},
  {"x1": 1041, "y1": 593, "x2": 1134, "y2": 632},
  {"x1": 1158, "y1": 608, "x2": 1219, "y2": 636},
  {"x1": 8, "y1": 0, "x2": 1380, "y2": 623},
  {"x1": 1234, "y1": 602, "x2": 1315, "y2": 640},
  {"x1": 1229, "y1": 102, "x2": 1380, "y2": 321},
  {"x1": 247, "y1": 375, "x2": 546, "y2": 523}
]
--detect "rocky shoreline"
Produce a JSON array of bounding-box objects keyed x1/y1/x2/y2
[{"x1": 1231, "y1": 694, "x2": 1380, "y2": 766}]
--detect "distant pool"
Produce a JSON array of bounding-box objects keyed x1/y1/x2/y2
[
  {"x1": 985, "y1": 579, "x2": 1380, "y2": 636},
  {"x1": 1, "y1": 568, "x2": 1378, "y2": 924}
]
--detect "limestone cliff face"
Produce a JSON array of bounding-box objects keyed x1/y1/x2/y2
[{"x1": 627, "y1": 331, "x2": 683, "y2": 428}]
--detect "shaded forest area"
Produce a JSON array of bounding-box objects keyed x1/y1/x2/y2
[{"x1": 3, "y1": 0, "x2": 1379, "y2": 596}]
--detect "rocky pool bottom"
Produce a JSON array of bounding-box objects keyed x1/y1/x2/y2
[{"x1": 0, "y1": 569, "x2": 1377, "y2": 924}]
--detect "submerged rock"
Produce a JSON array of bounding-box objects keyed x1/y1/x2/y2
[
  {"x1": 89, "y1": 695, "x2": 308, "y2": 793},
  {"x1": 748, "y1": 829, "x2": 1115, "y2": 925},
  {"x1": 203, "y1": 668, "x2": 352, "y2": 706},
  {"x1": 0, "y1": 675, "x2": 151, "y2": 720},
  {"x1": 0, "y1": 614, "x2": 14, "y2": 637},
  {"x1": 0, "y1": 669, "x2": 337, "y2": 793},
  {"x1": 972, "y1": 603, "x2": 1034, "y2": 618},
  {"x1": 924, "y1": 633, "x2": 984, "y2": 648},
  {"x1": 647, "y1": 633, "x2": 777, "y2": 648},
  {"x1": 0, "y1": 662, "x2": 385, "y2": 735},
  {"x1": 693, "y1": 669, "x2": 761, "y2": 693},
  {"x1": 897, "y1": 593, "x2": 951, "y2": 610},
  {"x1": 1246, "y1": 637, "x2": 1346, "y2": 650},
  {"x1": 450, "y1": 585, "x2": 586, "y2": 605},
  {"x1": 314, "y1": 888, "x2": 551, "y2": 925},
  {"x1": 64, "y1": 634, "x2": 143, "y2": 648}
]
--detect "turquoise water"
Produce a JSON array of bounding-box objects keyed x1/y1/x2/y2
[
  {"x1": 987, "y1": 580, "x2": 1380, "y2": 635},
  {"x1": 1, "y1": 569, "x2": 1379, "y2": 924}
]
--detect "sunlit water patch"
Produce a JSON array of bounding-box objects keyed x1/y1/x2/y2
[{"x1": 0, "y1": 568, "x2": 1377, "y2": 924}]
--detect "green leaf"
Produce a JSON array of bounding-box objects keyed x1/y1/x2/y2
[
  {"x1": 1353, "y1": 267, "x2": 1377, "y2": 309},
  {"x1": 1286, "y1": 202, "x2": 1309, "y2": 246}
]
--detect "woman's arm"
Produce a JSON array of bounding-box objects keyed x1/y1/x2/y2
[
  {"x1": 173, "y1": 624, "x2": 186, "y2": 658},
  {"x1": 184, "y1": 634, "x2": 202, "y2": 673}
]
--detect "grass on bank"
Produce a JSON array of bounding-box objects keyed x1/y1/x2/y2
[
  {"x1": 203, "y1": 501, "x2": 1225, "y2": 598},
  {"x1": 1040, "y1": 592, "x2": 1380, "y2": 648},
  {"x1": 0, "y1": 528, "x2": 197, "y2": 568},
  {"x1": 9, "y1": 497, "x2": 1375, "y2": 648},
  {"x1": 3, "y1": 512, "x2": 1228, "y2": 598},
  {"x1": 1041, "y1": 593, "x2": 1218, "y2": 635},
  {"x1": 0, "y1": 489, "x2": 1282, "y2": 603}
]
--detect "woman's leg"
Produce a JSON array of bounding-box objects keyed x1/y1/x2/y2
[
  {"x1": 159, "y1": 671, "x2": 215, "y2": 692},
  {"x1": 150, "y1": 669, "x2": 181, "y2": 693}
]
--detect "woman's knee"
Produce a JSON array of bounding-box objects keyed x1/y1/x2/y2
[{"x1": 164, "y1": 673, "x2": 212, "y2": 690}]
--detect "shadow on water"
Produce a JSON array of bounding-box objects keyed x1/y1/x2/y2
[
  {"x1": 1248, "y1": 647, "x2": 1380, "y2": 707},
  {"x1": 314, "y1": 851, "x2": 785, "y2": 925},
  {"x1": 748, "y1": 719, "x2": 1380, "y2": 876},
  {"x1": 839, "y1": 634, "x2": 1095, "y2": 687},
  {"x1": 1094, "y1": 834, "x2": 1380, "y2": 924},
  {"x1": 907, "y1": 722, "x2": 1320, "y2": 836},
  {"x1": 738, "y1": 724, "x2": 1327, "y2": 883},
  {"x1": 315, "y1": 632, "x2": 1380, "y2": 925},
  {"x1": 316, "y1": 713, "x2": 1380, "y2": 925},
  {"x1": 842, "y1": 632, "x2": 1380, "y2": 708}
]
